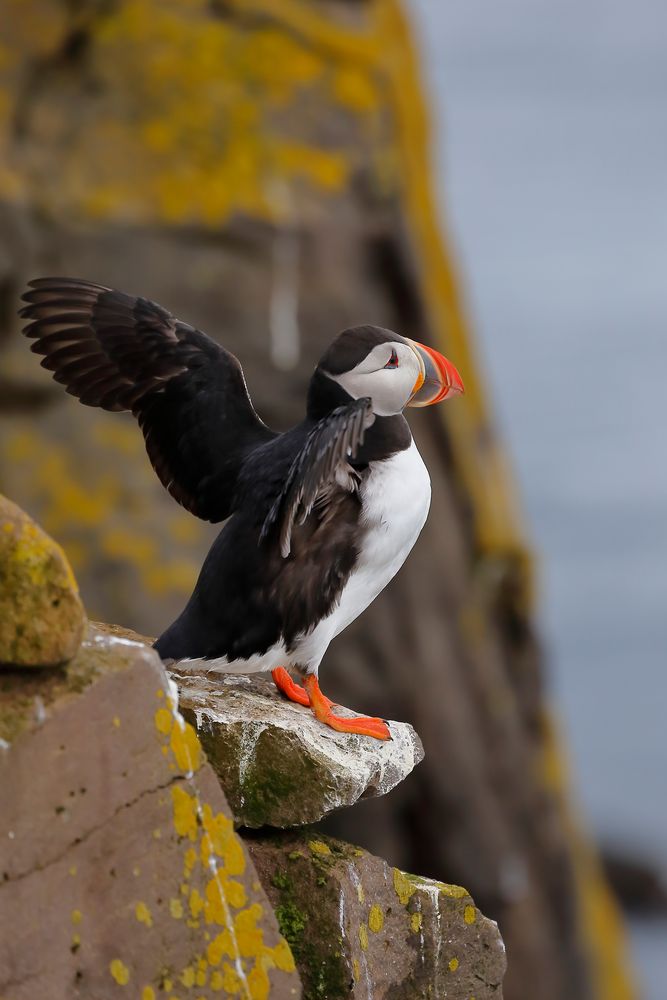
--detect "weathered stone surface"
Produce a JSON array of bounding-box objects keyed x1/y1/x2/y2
[
  {"x1": 0, "y1": 625, "x2": 300, "y2": 1000},
  {"x1": 0, "y1": 494, "x2": 85, "y2": 667},
  {"x1": 246, "y1": 830, "x2": 506, "y2": 1000},
  {"x1": 173, "y1": 668, "x2": 424, "y2": 829}
]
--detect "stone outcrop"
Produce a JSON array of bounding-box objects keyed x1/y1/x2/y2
[
  {"x1": 0, "y1": 3, "x2": 635, "y2": 998},
  {"x1": 248, "y1": 830, "x2": 506, "y2": 1000},
  {"x1": 173, "y1": 668, "x2": 424, "y2": 828},
  {"x1": 0, "y1": 624, "x2": 299, "y2": 1000},
  {"x1": 0, "y1": 506, "x2": 507, "y2": 999},
  {"x1": 0, "y1": 495, "x2": 85, "y2": 667}
]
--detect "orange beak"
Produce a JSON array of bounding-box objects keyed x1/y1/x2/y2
[{"x1": 405, "y1": 338, "x2": 465, "y2": 406}]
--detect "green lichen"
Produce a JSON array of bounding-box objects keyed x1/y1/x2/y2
[
  {"x1": 249, "y1": 830, "x2": 351, "y2": 1000},
  {"x1": 271, "y1": 869, "x2": 292, "y2": 891},
  {"x1": 194, "y1": 722, "x2": 327, "y2": 828},
  {"x1": 275, "y1": 899, "x2": 308, "y2": 949},
  {"x1": 238, "y1": 760, "x2": 310, "y2": 828}
]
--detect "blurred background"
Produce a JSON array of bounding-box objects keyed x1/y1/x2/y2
[
  {"x1": 409, "y1": 2, "x2": 667, "y2": 996},
  {"x1": 0, "y1": 1, "x2": 663, "y2": 998}
]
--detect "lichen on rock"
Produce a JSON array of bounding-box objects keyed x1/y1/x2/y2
[
  {"x1": 0, "y1": 494, "x2": 85, "y2": 668},
  {"x1": 0, "y1": 622, "x2": 300, "y2": 1000},
  {"x1": 248, "y1": 830, "x2": 507, "y2": 1000},
  {"x1": 172, "y1": 668, "x2": 424, "y2": 828}
]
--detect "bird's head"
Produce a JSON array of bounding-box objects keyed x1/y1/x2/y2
[{"x1": 310, "y1": 325, "x2": 464, "y2": 418}]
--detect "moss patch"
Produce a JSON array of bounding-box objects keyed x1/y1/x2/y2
[
  {"x1": 246, "y1": 830, "x2": 351, "y2": 1000},
  {"x1": 192, "y1": 718, "x2": 328, "y2": 829}
]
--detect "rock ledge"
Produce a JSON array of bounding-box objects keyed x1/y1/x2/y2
[{"x1": 172, "y1": 668, "x2": 424, "y2": 829}]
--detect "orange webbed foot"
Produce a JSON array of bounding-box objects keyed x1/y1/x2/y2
[
  {"x1": 304, "y1": 675, "x2": 391, "y2": 741},
  {"x1": 272, "y1": 666, "x2": 335, "y2": 710}
]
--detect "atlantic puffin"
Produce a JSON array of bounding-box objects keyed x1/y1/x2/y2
[{"x1": 20, "y1": 277, "x2": 463, "y2": 739}]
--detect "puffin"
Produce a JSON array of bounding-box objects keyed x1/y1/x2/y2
[{"x1": 20, "y1": 277, "x2": 464, "y2": 740}]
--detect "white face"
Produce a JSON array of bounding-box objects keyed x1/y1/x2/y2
[{"x1": 326, "y1": 341, "x2": 422, "y2": 417}]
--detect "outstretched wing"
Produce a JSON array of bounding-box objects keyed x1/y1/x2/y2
[
  {"x1": 20, "y1": 277, "x2": 276, "y2": 521},
  {"x1": 262, "y1": 397, "x2": 375, "y2": 557}
]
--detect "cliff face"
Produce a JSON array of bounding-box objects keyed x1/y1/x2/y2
[
  {"x1": 0, "y1": 3, "x2": 634, "y2": 1000},
  {"x1": 1, "y1": 497, "x2": 505, "y2": 1000}
]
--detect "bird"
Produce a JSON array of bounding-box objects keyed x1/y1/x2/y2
[{"x1": 20, "y1": 277, "x2": 464, "y2": 740}]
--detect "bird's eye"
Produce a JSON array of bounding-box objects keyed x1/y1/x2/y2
[{"x1": 384, "y1": 348, "x2": 399, "y2": 369}]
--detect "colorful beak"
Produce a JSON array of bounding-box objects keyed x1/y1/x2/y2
[{"x1": 405, "y1": 338, "x2": 465, "y2": 406}]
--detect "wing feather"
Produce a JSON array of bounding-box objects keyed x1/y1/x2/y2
[
  {"x1": 261, "y1": 397, "x2": 375, "y2": 557},
  {"x1": 20, "y1": 277, "x2": 275, "y2": 520}
]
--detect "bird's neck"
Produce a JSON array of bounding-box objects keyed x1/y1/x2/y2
[{"x1": 306, "y1": 368, "x2": 351, "y2": 419}]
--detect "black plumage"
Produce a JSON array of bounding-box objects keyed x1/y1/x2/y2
[{"x1": 20, "y1": 278, "x2": 411, "y2": 668}]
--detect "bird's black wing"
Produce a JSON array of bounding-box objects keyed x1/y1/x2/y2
[
  {"x1": 261, "y1": 397, "x2": 375, "y2": 557},
  {"x1": 20, "y1": 277, "x2": 276, "y2": 521}
]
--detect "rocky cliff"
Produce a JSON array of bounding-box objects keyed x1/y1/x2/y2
[
  {"x1": 1, "y1": 497, "x2": 505, "y2": 999},
  {"x1": 0, "y1": 3, "x2": 634, "y2": 999}
]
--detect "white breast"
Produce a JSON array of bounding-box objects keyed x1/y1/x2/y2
[
  {"x1": 179, "y1": 439, "x2": 431, "y2": 678},
  {"x1": 293, "y1": 439, "x2": 431, "y2": 671}
]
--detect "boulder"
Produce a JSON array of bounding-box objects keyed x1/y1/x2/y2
[
  {"x1": 0, "y1": 624, "x2": 300, "y2": 1000},
  {"x1": 0, "y1": 494, "x2": 85, "y2": 667},
  {"x1": 247, "y1": 830, "x2": 506, "y2": 1000},
  {"x1": 173, "y1": 668, "x2": 424, "y2": 829}
]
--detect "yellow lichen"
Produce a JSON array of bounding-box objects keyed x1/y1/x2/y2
[
  {"x1": 448, "y1": 957, "x2": 459, "y2": 973},
  {"x1": 410, "y1": 912, "x2": 422, "y2": 933},
  {"x1": 358, "y1": 924, "x2": 368, "y2": 951},
  {"x1": 368, "y1": 904, "x2": 384, "y2": 933},
  {"x1": 135, "y1": 901, "x2": 153, "y2": 927},
  {"x1": 110, "y1": 958, "x2": 130, "y2": 985},
  {"x1": 272, "y1": 938, "x2": 296, "y2": 973},
  {"x1": 169, "y1": 716, "x2": 202, "y2": 774},
  {"x1": 438, "y1": 883, "x2": 468, "y2": 899},
  {"x1": 464, "y1": 904, "x2": 476, "y2": 925},
  {"x1": 171, "y1": 785, "x2": 199, "y2": 841},
  {"x1": 142, "y1": 988, "x2": 156, "y2": 1000},
  {"x1": 180, "y1": 966, "x2": 196, "y2": 988},
  {"x1": 308, "y1": 839, "x2": 331, "y2": 856},
  {"x1": 154, "y1": 707, "x2": 172, "y2": 735},
  {"x1": 392, "y1": 869, "x2": 415, "y2": 906},
  {"x1": 190, "y1": 887, "x2": 205, "y2": 918},
  {"x1": 71, "y1": 909, "x2": 82, "y2": 925}
]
